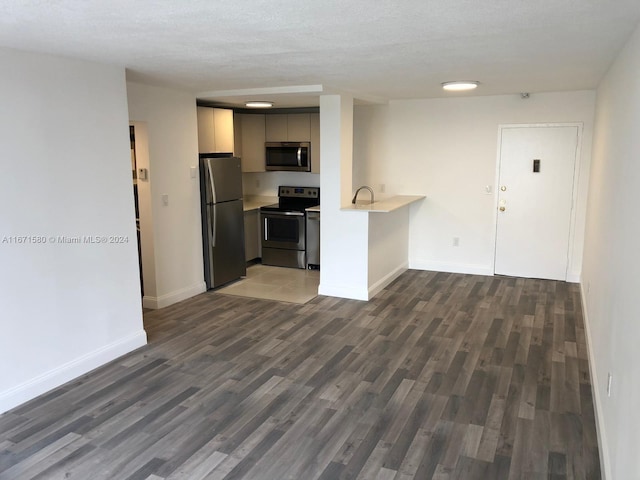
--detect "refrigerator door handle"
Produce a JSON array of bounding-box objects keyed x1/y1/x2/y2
[
  {"x1": 207, "y1": 158, "x2": 217, "y2": 204},
  {"x1": 211, "y1": 204, "x2": 217, "y2": 248}
]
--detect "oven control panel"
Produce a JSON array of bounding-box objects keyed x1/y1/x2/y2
[{"x1": 278, "y1": 186, "x2": 319, "y2": 199}]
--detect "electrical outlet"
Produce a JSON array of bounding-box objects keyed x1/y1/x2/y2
[
  {"x1": 380, "y1": 184, "x2": 386, "y2": 193},
  {"x1": 607, "y1": 373, "x2": 613, "y2": 397},
  {"x1": 453, "y1": 237, "x2": 460, "y2": 247},
  {"x1": 161, "y1": 194, "x2": 169, "y2": 206},
  {"x1": 256, "y1": 179, "x2": 260, "y2": 188}
]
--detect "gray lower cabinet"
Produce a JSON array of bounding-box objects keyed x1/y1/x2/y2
[{"x1": 244, "y1": 209, "x2": 261, "y2": 261}]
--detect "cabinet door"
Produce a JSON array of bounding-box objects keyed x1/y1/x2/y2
[
  {"x1": 233, "y1": 113, "x2": 242, "y2": 158},
  {"x1": 265, "y1": 114, "x2": 288, "y2": 141},
  {"x1": 240, "y1": 114, "x2": 266, "y2": 172},
  {"x1": 197, "y1": 106, "x2": 216, "y2": 153},
  {"x1": 244, "y1": 210, "x2": 259, "y2": 261},
  {"x1": 213, "y1": 108, "x2": 234, "y2": 153},
  {"x1": 310, "y1": 113, "x2": 320, "y2": 174},
  {"x1": 287, "y1": 113, "x2": 311, "y2": 141}
]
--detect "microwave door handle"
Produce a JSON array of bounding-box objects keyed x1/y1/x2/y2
[
  {"x1": 297, "y1": 147, "x2": 302, "y2": 167},
  {"x1": 207, "y1": 158, "x2": 217, "y2": 204}
]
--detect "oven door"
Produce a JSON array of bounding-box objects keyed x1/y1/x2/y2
[{"x1": 261, "y1": 210, "x2": 306, "y2": 250}]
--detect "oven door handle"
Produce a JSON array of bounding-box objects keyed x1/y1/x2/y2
[{"x1": 264, "y1": 211, "x2": 305, "y2": 217}]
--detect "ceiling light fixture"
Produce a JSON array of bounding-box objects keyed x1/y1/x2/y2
[
  {"x1": 245, "y1": 101, "x2": 274, "y2": 108},
  {"x1": 441, "y1": 81, "x2": 479, "y2": 92}
]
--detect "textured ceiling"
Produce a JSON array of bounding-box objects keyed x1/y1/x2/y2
[{"x1": 1, "y1": 0, "x2": 639, "y2": 106}]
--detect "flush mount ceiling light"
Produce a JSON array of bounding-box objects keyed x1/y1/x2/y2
[
  {"x1": 441, "y1": 81, "x2": 479, "y2": 92},
  {"x1": 245, "y1": 101, "x2": 274, "y2": 108}
]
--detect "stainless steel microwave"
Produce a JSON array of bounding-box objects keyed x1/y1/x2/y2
[{"x1": 265, "y1": 142, "x2": 311, "y2": 172}]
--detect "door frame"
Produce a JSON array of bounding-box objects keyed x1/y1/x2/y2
[
  {"x1": 129, "y1": 121, "x2": 156, "y2": 306},
  {"x1": 491, "y1": 123, "x2": 584, "y2": 281}
]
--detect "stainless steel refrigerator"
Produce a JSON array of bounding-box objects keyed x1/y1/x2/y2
[{"x1": 199, "y1": 154, "x2": 246, "y2": 289}]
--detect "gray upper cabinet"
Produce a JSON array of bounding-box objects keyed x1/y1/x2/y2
[
  {"x1": 287, "y1": 114, "x2": 311, "y2": 142},
  {"x1": 265, "y1": 114, "x2": 288, "y2": 141},
  {"x1": 239, "y1": 114, "x2": 266, "y2": 172},
  {"x1": 310, "y1": 113, "x2": 320, "y2": 174},
  {"x1": 197, "y1": 106, "x2": 216, "y2": 153},
  {"x1": 197, "y1": 107, "x2": 234, "y2": 154},
  {"x1": 265, "y1": 113, "x2": 311, "y2": 142},
  {"x1": 233, "y1": 113, "x2": 242, "y2": 158}
]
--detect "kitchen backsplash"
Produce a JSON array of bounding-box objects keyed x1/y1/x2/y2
[{"x1": 242, "y1": 171, "x2": 319, "y2": 196}]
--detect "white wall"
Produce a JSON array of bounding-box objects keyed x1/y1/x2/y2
[
  {"x1": 353, "y1": 91, "x2": 596, "y2": 280},
  {"x1": 581, "y1": 23, "x2": 640, "y2": 480},
  {"x1": 0, "y1": 48, "x2": 146, "y2": 414},
  {"x1": 368, "y1": 209, "x2": 409, "y2": 297},
  {"x1": 126, "y1": 83, "x2": 205, "y2": 309}
]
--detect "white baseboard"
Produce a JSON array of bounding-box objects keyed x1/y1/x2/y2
[
  {"x1": 409, "y1": 259, "x2": 494, "y2": 276},
  {"x1": 143, "y1": 281, "x2": 206, "y2": 309},
  {"x1": 318, "y1": 264, "x2": 408, "y2": 301},
  {"x1": 566, "y1": 271, "x2": 581, "y2": 283},
  {"x1": 0, "y1": 330, "x2": 147, "y2": 415},
  {"x1": 318, "y1": 283, "x2": 369, "y2": 301},
  {"x1": 410, "y1": 260, "x2": 582, "y2": 283},
  {"x1": 579, "y1": 282, "x2": 611, "y2": 480},
  {"x1": 368, "y1": 263, "x2": 407, "y2": 299}
]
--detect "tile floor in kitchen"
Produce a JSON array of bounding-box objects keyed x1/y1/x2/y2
[{"x1": 215, "y1": 263, "x2": 320, "y2": 304}]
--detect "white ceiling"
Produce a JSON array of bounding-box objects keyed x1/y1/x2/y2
[{"x1": 1, "y1": 0, "x2": 639, "y2": 107}]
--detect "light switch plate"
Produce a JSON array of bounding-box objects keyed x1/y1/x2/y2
[
  {"x1": 190, "y1": 166, "x2": 197, "y2": 179},
  {"x1": 137, "y1": 168, "x2": 148, "y2": 181}
]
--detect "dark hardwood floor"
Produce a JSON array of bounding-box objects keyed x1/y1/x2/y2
[{"x1": 0, "y1": 270, "x2": 601, "y2": 479}]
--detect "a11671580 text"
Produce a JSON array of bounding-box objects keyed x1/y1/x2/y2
[{"x1": 1, "y1": 235, "x2": 129, "y2": 245}]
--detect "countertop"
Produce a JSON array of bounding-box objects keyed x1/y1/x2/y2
[
  {"x1": 340, "y1": 195, "x2": 426, "y2": 213},
  {"x1": 306, "y1": 205, "x2": 320, "y2": 213},
  {"x1": 243, "y1": 195, "x2": 278, "y2": 212}
]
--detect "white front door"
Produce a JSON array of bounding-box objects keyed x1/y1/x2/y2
[{"x1": 494, "y1": 125, "x2": 579, "y2": 280}]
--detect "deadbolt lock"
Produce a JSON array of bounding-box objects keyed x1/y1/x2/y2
[
  {"x1": 499, "y1": 206, "x2": 506, "y2": 212},
  {"x1": 500, "y1": 186, "x2": 507, "y2": 191}
]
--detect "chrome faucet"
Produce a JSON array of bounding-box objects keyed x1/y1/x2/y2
[{"x1": 352, "y1": 185, "x2": 375, "y2": 205}]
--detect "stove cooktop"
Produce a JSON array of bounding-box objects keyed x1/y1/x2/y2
[{"x1": 260, "y1": 186, "x2": 319, "y2": 213}]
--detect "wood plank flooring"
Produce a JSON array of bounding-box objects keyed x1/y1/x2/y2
[{"x1": 0, "y1": 270, "x2": 601, "y2": 479}]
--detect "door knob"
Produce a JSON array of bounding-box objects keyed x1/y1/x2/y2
[
  {"x1": 500, "y1": 186, "x2": 507, "y2": 191},
  {"x1": 499, "y1": 206, "x2": 506, "y2": 212}
]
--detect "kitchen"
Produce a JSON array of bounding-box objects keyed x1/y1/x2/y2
[
  {"x1": 172, "y1": 98, "x2": 428, "y2": 305},
  {"x1": 194, "y1": 105, "x2": 323, "y2": 303}
]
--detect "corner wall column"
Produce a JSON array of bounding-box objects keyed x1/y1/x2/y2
[{"x1": 318, "y1": 94, "x2": 369, "y2": 300}]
